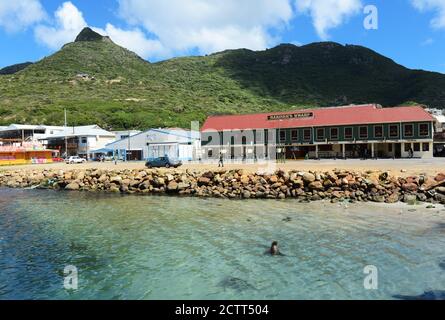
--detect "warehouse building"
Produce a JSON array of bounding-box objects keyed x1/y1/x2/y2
[
  {"x1": 201, "y1": 104, "x2": 435, "y2": 161},
  {"x1": 105, "y1": 128, "x2": 200, "y2": 161}
]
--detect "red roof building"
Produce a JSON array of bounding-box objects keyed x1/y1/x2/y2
[
  {"x1": 200, "y1": 104, "x2": 435, "y2": 160},
  {"x1": 201, "y1": 104, "x2": 434, "y2": 131}
]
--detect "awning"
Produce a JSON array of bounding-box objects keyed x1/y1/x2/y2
[{"x1": 88, "y1": 148, "x2": 114, "y2": 154}]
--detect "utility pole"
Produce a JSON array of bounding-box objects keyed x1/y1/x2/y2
[
  {"x1": 64, "y1": 108, "x2": 68, "y2": 158},
  {"x1": 127, "y1": 129, "x2": 131, "y2": 161}
]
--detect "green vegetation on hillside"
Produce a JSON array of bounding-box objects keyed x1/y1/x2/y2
[{"x1": 0, "y1": 29, "x2": 444, "y2": 130}]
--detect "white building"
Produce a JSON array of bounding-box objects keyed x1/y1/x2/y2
[
  {"x1": 112, "y1": 130, "x2": 142, "y2": 140},
  {"x1": 105, "y1": 128, "x2": 200, "y2": 161},
  {"x1": 0, "y1": 124, "x2": 67, "y2": 142},
  {"x1": 39, "y1": 125, "x2": 116, "y2": 158},
  {"x1": 426, "y1": 108, "x2": 445, "y2": 156}
]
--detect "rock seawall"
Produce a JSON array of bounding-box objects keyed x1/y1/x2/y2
[{"x1": 1, "y1": 168, "x2": 445, "y2": 205}]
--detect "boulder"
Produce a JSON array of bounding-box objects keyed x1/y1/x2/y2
[
  {"x1": 167, "y1": 181, "x2": 178, "y2": 191},
  {"x1": 110, "y1": 176, "x2": 123, "y2": 184},
  {"x1": 269, "y1": 175, "x2": 278, "y2": 183},
  {"x1": 373, "y1": 195, "x2": 386, "y2": 203},
  {"x1": 386, "y1": 193, "x2": 399, "y2": 204},
  {"x1": 436, "y1": 187, "x2": 445, "y2": 195},
  {"x1": 177, "y1": 182, "x2": 190, "y2": 190},
  {"x1": 403, "y1": 194, "x2": 417, "y2": 204},
  {"x1": 302, "y1": 172, "x2": 316, "y2": 183},
  {"x1": 65, "y1": 182, "x2": 80, "y2": 191},
  {"x1": 153, "y1": 177, "x2": 165, "y2": 187},
  {"x1": 197, "y1": 177, "x2": 211, "y2": 186},
  {"x1": 435, "y1": 193, "x2": 445, "y2": 204},
  {"x1": 420, "y1": 177, "x2": 437, "y2": 191},
  {"x1": 402, "y1": 183, "x2": 418, "y2": 192},
  {"x1": 435, "y1": 173, "x2": 445, "y2": 182},
  {"x1": 308, "y1": 181, "x2": 323, "y2": 191}
]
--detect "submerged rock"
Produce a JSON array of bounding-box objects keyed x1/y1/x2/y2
[{"x1": 218, "y1": 277, "x2": 257, "y2": 292}]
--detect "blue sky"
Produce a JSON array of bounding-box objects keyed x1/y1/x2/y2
[{"x1": 1, "y1": 0, "x2": 445, "y2": 73}]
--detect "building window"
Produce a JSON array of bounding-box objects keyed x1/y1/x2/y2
[
  {"x1": 344, "y1": 127, "x2": 353, "y2": 139},
  {"x1": 208, "y1": 149, "x2": 213, "y2": 157},
  {"x1": 423, "y1": 143, "x2": 430, "y2": 152},
  {"x1": 389, "y1": 125, "x2": 399, "y2": 138},
  {"x1": 319, "y1": 145, "x2": 333, "y2": 151},
  {"x1": 388, "y1": 143, "x2": 393, "y2": 152},
  {"x1": 330, "y1": 128, "x2": 339, "y2": 140},
  {"x1": 404, "y1": 143, "x2": 411, "y2": 152},
  {"x1": 403, "y1": 124, "x2": 414, "y2": 137},
  {"x1": 291, "y1": 129, "x2": 298, "y2": 143},
  {"x1": 81, "y1": 137, "x2": 87, "y2": 144},
  {"x1": 279, "y1": 130, "x2": 286, "y2": 143},
  {"x1": 316, "y1": 128, "x2": 325, "y2": 140},
  {"x1": 413, "y1": 143, "x2": 420, "y2": 152},
  {"x1": 419, "y1": 123, "x2": 429, "y2": 137},
  {"x1": 374, "y1": 125, "x2": 383, "y2": 138},
  {"x1": 303, "y1": 129, "x2": 311, "y2": 141},
  {"x1": 359, "y1": 126, "x2": 368, "y2": 139}
]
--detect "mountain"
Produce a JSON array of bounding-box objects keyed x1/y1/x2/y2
[
  {"x1": 0, "y1": 27, "x2": 444, "y2": 130},
  {"x1": 0, "y1": 62, "x2": 33, "y2": 75}
]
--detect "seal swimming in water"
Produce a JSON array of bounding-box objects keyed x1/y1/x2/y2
[
  {"x1": 265, "y1": 241, "x2": 286, "y2": 256},
  {"x1": 218, "y1": 277, "x2": 257, "y2": 292}
]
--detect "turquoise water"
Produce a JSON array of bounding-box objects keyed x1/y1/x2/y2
[{"x1": 0, "y1": 188, "x2": 444, "y2": 300}]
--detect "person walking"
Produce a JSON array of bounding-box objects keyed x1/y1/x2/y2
[{"x1": 218, "y1": 152, "x2": 224, "y2": 167}]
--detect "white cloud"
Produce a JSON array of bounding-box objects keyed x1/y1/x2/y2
[
  {"x1": 33, "y1": 1, "x2": 167, "y2": 59},
  {"x1": 0, "y1": 0, "x2": 46, "y2": 33},
  {"x1": 421, "y1": 37, "x2": 434, "y2": 45},
  {"x1": 295, "y1": 0, "x2": 363, "y2": 39},
  {"x1": 411, "y1": 0, "x2": 445, "y2": 29},
  {"x1": 117, "y1": 0, "x2": 294, "y2": 55},
  {"x1": 34, "y1": 1, "x2": 87, "y2": 49},
  {"x1": 93, "y1": 24, "x2": 169, "y2": 59}
]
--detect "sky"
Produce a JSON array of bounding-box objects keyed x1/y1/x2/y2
[{"x1": 0, "y1": 0, "x2": 445, "y2": 73}]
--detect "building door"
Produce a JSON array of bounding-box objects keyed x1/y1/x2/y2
[{"x1": 395, "y1": 143, "x2": 402, "y2": 158}]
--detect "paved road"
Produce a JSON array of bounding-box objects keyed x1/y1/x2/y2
[{"x1": 1, "y1": 158, "x2": 444, "y2": 176}]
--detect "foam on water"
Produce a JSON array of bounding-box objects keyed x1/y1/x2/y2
[{"x1": 0, "y1": 188, "x2": 444, "y2": 299}]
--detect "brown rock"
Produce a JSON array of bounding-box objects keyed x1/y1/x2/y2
[
  {"x1": 65, "y1": 182, "x2": 80, "y2": 190},
  {"x1": 198, "y1": 177, "x2": 211, "y2": 186},
  {"x1": 308, "y1": 181, "x2": 323, "y2": 190},
  {"x1": 386, "y1": 193, "x2": 399, "y2": 203},
  {"x1": 167, "y1": 181, "x2": 178, "y2": 191},
  {"x1": 302, "y1": 172, "x2": 316, "y2": 183},
  {"x1": 402, "y1": 183, "x2": 418, "y2": 192},
  {"x1": 420, "y1": 177, "x2": 437, "y2": 191},
  {"x1": 435, "y1": 173, "x2": 445, "y2": 182},
  {"x1": 269, "y1": 175, "x2": 278, "y2": 183},
  {"x1": 436, "y1": 187, "x2": 445, "y2": 195}
]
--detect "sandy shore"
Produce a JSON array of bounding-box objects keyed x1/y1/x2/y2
[{"x1": 1, "y1": 158, "x2": 444, "y2": 177}]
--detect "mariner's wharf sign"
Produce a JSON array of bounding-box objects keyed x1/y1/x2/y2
[{"x1": 267, "y1": 112, "x2": 314, "y2": 121}]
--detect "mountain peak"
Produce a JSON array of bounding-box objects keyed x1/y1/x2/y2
[{"x1": 75, "y1": 27, "x2": 105, "y2": 42}]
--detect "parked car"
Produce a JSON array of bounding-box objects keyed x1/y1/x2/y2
[
  {"x1": 65, "y1": 156, "x2": 87, "y2": 164},
  {"x1": 145, "y1": 156, "x2": 182, "y2": 168},
  {"x1": 52, "y1": 157, "x2": 64, "y2": 162}
]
